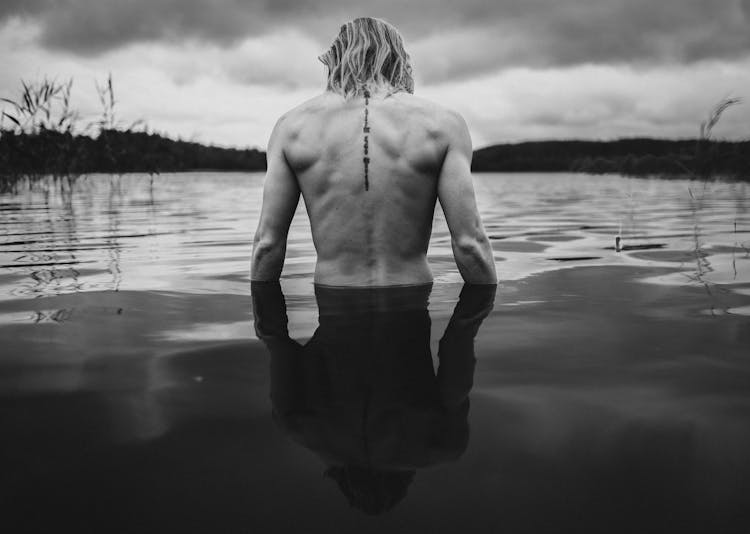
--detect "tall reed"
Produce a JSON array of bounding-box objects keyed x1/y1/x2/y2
[
  {"x1": 695, "y1": 96, "x2": 743, "y2": 179},
  {"x1": 0, "y1": 74, "x2": 141, "y2": 189}
]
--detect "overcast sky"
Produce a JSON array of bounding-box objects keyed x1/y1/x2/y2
[{"x1": 2, "y1": 0, "x2": 749, "y2": 149}]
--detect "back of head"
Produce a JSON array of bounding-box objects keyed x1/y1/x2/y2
[
  {"x1": 325, "y1": 464, "x2": 416, "y2": 515},
  {"x1": 319, "y1": 17, "x2": 414, "y2": 98}
]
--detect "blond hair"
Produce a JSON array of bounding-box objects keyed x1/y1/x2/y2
[{"x1": 318, "y1": 17, "x2": 414, "y2": 98}]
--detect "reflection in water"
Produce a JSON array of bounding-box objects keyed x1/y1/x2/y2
[
  {"x1": 2, "y1": 174, "x2": 750, "y2": 531},
  {"x1": 2, "y1": 173, "x2": 750, "y2": 531},
  {"x1": 252, "y1": 282, "x2": 495, "y2": 514}
]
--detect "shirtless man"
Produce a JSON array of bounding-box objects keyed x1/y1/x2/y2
[{"x1": 251, "y1": 17, "x2": 497, "y2": 286}]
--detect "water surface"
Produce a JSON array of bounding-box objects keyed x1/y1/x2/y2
[{"x1": 1, "y1": 172, "x2": 749, "y2": 532}]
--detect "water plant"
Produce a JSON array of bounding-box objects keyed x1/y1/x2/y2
[
  {"x1": 0, "y1": 77, "x2": 82, "y2": 187},
  {"x1": 1, "y1": 75, "x2": 265, "y2": 188},
  {"x1": 1, "y1": 77, "x2": 78, "y2": 135},
  {"x1": 695, "y1": 96, "x2": 743, "y2": 179},
  {"x1": 0, "y1": 74, "x2": 150, "y2": 189},
  {"x1": 683, "y1": 96, "x2": 744, "y2": 310},
  {"x1": 699, "y1": 97, "x2": 742, "y2": 141}
]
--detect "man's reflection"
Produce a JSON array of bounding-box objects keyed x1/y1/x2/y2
[{"x1": 251, "y1": 282, "x2": 495, "y2": 515}]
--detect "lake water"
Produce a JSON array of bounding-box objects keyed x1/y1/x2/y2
[{"x1": 1, "y1": 172, "x2": 749, "y2": 533}]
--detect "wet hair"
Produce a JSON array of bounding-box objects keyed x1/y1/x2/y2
[
  {"x1": 325, "y1": 464, "x2": 416, "y2": 515},
  {"x1": 318, "y1": 17, "x2": 414, "y2": 98}
]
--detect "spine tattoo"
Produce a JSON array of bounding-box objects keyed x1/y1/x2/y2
[{"x1": 363, "y1": 87, "x2": 371, "y2": 191}]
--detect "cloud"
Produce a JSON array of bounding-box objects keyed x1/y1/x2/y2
[
  {"x1": 2, "y1": 1, "x2": 749, "y2": 147},
  {"x1": 1, "y1": 0, "x2": 749, "y2": 82},
  {"x1": 418, "y1": 59, "x2": 750, "y2": 146},
  {"x1": 0, "y1": 22, "x2": 323, "y2": 149},
  {"x1": 412, "y1": 0, "x2": 750, "y2": 82},
  {"x1": 113, "y1": 30, "x2": 325, "y2": 89}
]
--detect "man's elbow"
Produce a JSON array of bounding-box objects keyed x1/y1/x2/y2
[
  {"x1": 251, "y1": 234, "x2": 287, "y2": 280},
  {"x1": 453, "y1": 234, "x2": 484, "y2": 255},
  {"x1": 453, "y1": 235, "x2": 493, "y2": 262},
  {"x1": 253, "y1": 233, "x2": 282, "y2": 255},
  {"x1": 452, "y1": 236, "x2": 497, "y2": 284}
]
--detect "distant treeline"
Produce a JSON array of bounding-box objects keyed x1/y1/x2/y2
[
  {"x1": 2, "y1": 76, "x2": 746, "y2": 181},
  {"x1": 3, "y1": 130, "x2": 750, "y2": 179},
  {"x1": 0, "y1": 75, "x2": 267, "y2": 181},
  {"x1": 0, "y1": 130, "x2": 266, "y2": 176},
  {"x1": 472, "y1": 138, "x2": 750, "y2": 177}
]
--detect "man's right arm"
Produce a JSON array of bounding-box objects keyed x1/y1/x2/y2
[
  {"x1": 437, "y1": 111, "x2": 497, "y2": 284},
  {"x1": 250, "y1": 115, "x2": 301, "y2": 281}
]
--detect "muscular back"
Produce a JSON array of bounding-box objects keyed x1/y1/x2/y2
[
  {"x1": 283, "y1": 91, "x2": 447, "y2": 285},
  {"x1": 251, "y1": 89, "x2": 497, "y2": 286}
]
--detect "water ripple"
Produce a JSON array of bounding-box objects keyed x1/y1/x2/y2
[{"x1": 0, "y1": 172, "x2": 748, "y2": 303}]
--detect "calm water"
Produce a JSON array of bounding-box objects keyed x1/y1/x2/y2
[{"x1": 1, "y1": 172, "x2": 749, "y2": 532}]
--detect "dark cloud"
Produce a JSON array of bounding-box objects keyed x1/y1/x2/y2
[
  {"x1": 414, "y1": 0, "x2": 750, "y2": 82},
  {"x1": 0, "y1": 0, "x2": 50, "y2": 18},
  {"x1": 2, "y1": 0, "x2": 750, "y2": 81},
  {"x1": 39, "y1": 0, "x2": 276, "y2": 52}
]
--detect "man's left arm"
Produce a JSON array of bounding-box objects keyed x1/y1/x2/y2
[{"x1": 251, "y1": 116, "x2": 301, "y2": 281}]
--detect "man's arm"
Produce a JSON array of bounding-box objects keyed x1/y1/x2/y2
[
  {"x1": 250, "y1": 116, "x2": 301, "y2": 281},
  {"x1": 437, "y1": 112, "x2": 497, "y2": 284},
  {"x1": 437, "y1": 283, "x2": 496, "y2": 409},
  {"x1": 251, "y1": 281, "x2": 305, "y2": 414}
]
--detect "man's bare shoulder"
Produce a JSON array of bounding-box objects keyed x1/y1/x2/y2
[
  {"x1": 282, "y1": 91, "x2": 462, "y2": 120},
  {"x1": 276, "y1": 93, "x2": 342, "y2": 124},
  {"x1": 271, "y1": 91, "x2": 468, "y2": 147},
  {"x1": 389, "y1": 92, "x2": 454, "y2": 115},
  {"x1": 267, "y1": 93, "x2": 343, "y2": 146},
  {"x1": 387, "y1": 93, "x2": 469, "y2": 142}
]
